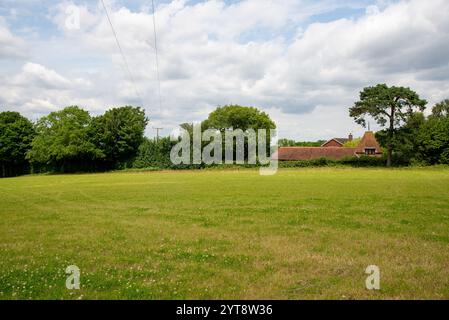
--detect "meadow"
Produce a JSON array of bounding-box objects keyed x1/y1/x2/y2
[{"x1": 0, "y1": 167, "x2": 449, "y2": 300}]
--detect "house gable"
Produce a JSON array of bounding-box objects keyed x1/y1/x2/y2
[
  {"x1": 321, "y1": 139, "x2": 344, "y2": 147},
  {"x1": 355, "y1": 131, "x2": 383, "y2": 156}
]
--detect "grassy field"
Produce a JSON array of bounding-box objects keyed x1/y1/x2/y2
[{"x1": 1, "y1": 167, "x2": 449, "y2": 300}]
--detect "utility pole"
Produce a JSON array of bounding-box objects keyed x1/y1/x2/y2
[{"x1": 153, "y1": 127, "x2": 163, "y2": 141}]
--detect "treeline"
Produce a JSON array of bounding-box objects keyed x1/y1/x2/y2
[
  {"x1": 278, "y1": 139, "x2": 326, "y2": 147},
  {"x1": 0, "y1": 104, "x2": 276, "y2": 177},
  {"x1": 1, "y1": 99, "x2": 449, "y2": 178},
  {"x1": 0, "y1": 106, "x2": 147, "y2": 177}
]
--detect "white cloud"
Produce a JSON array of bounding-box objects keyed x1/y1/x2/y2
[
  {"x1": 13, "y1": 62, "x2": 72, "y2": 89},
  {"x1": 1, "y1": 0, "x2": 449, "y2": 140},
  {"x1": 0, "y1": 17, "x2": 26, "y2": 59},
  {"x1": 0, "y1": 62, "x2": 99, "y2": 116}
]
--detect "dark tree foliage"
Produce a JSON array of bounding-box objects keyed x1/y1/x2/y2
[
  {"x1": 416, "y1": 104, "x2": 449, "y2": 165},
  {"x1": 349, "y1": 84, "x2": 427, "y2": 166},
  {"x1": 133, "y1": 137, "x2": 177, "y2": 169},
  {"x1": 26, "y1": 106, "x2": 148, "y2": 173},
  {"x1": 0, "y1": 111, "x2": 35, "y2": 177},
  {"x1": 376, "y1": 112, "x2": 426, "y2": 165}
]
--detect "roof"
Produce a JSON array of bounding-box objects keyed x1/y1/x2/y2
[
  {"x1": 334, "y1": 138, "x2": 350, "y2": 144},
  {"x1": 274, "y1": 147, "x2": 356, "y2": 161},
  {"x1": 321, "y1": 138, "x2": 350, "y2": 147},
  {"x1": 355, "y1": 131, "x2": 382, "y2": 154}
]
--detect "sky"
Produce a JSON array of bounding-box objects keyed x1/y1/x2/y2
[{"x1": 1, "y1": 0, "x2": 449, "y2": 140}]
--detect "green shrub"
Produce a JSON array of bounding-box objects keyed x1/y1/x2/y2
[
  {"x1": 279, "y1": 156, "x2": 386, "y2": 168},
  {"x1": 339, "y1": 156, "x2": 386, "y2": 167}
]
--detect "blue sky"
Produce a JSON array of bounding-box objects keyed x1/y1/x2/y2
[
  {"x1": 1, "y1": 0, "x2": 379, "y2": 37},
  {"x1": 1, "y1": 0, "x2": 448, "y2": 140}
]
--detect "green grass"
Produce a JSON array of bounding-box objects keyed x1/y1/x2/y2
[{"x1": 1, "y1": 167, "x2": 449, "y2": 300}]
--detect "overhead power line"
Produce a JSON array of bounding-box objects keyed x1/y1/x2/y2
[
  {"x1": 151, "y1": 0, "x2": 162, "y2": 112},
  {"x1": 100, "y1": 0, "x2": 144, "y2": 107}
]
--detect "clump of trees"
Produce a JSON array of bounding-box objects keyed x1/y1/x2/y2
[
  {"x1": 278, "y1": 139, "x2": 326, "y2": 147},
  {"x1": 133, "y1": 105, "x2": 277, "y2": 168},
  {"x1": 417, "y1": 101, "x2": 449, "y2": 164},
  {"x1": 376, "y1": 100, "x2": 449, "y2": 166},
  {"x1": 133, "y1": 137, "x2": 178, "y2": 169},
  {"x1": 350, "y1": 84, "x2": 427, "y2": 166},
  {"x1": 0, "y1": 112, "x2": 35, "y2": 177},
  {"x1": 202, "y1": 105, "x2": 276, "y2": 161},
  {"x1": 0, "y1": 106, "x2": 147, "y2": 177},
  {"x1": 350, "y1": 84, "x2": 449, "y2": 166}
]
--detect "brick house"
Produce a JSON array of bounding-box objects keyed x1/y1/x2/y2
[
  {"x1": 321, "y1": 133, "x2": 354, "y2": 147},
  {"x1": 275, "y1": 131, "x2": 383, "y2": 161}
]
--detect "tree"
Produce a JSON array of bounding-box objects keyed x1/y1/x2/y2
[
  {"x1": 0, "y1": 111, "x2": 35, "y2": 177},
  {"x1": 133, "y1": 137, "x2": 176, "y2": 169},
  {"x1": 202, "y1": 105, "x2": 276, "y2": 132},
  {"x1": 343, "y1": 138, "x2": 362, "y2": 148},
  {"x1": 27, "y1": 106, "x2": 102, "y2": 172},
  {"x1": 431, "y1": 99, "x2": 449, "y2": 118},
  {"x1": 202, "y1": 105, "x2": 276, "y2": 162},
  {"x1": 376, "y1": 112, "x2": 426, "y2": 165},
  {"x1": 349, "y1": 84, "x2": 427, "y2": 166},
  {"x1": 91, "y1": 106, "x2": 148, "y2": 168},
  {"x1": 417, "y1": 109, "x2": 449, "y2": 165}
]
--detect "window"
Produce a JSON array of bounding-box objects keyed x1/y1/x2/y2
[{"x1": 365, "y1": 148, "x2": 376, "y2": 155}]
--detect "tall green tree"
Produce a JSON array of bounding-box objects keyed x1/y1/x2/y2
[
  {"x1": 0, "y1": 111, "x2": 35, "y2": 177},
  {"x1": 202, "y1": 105, "x2": 276, "y2": 132},
  {"x1": 417, "y1": 116, "x2": 449, "y2": 165},
  {"x1": 430, "y1": 99, "x2": 449, "y2": 118},
  {"x1": 202, "y1": 105, "x2": 276, "y2": 162},
  {"x1": 416, "y1": 99, "x2": 449, "y2": 165},
  {"x1": 376, "y1": 112, "x2": 426, "y2": 165},
  {"x1": 91, "y1": 106, "x2": 148, "y2": 168},
  {"x1": 27, "y1": 106, "x2": 102, "y2": 172},
  {"x1": 349, "y1": 84, "x2": 427, "y2": 166}
]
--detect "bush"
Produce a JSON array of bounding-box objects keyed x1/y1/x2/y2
[
  {"x1": 279, "y1": 156, "x2": 386, "y2": 168},
  {"x1": 279, "y1": 158, "x2": 336, "y2": 168},
  {"x1": 338, "y1": 156, "x2": 386, "y2": 167}
]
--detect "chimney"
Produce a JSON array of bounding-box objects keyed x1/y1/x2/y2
[{"x1": 349, "y1": 133, "x2": 353, "y2": 142}]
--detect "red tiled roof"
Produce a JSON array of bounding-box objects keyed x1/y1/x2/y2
[
  {"x1": 355, "y1": 131, "x2": 382, "y2": 154},
  {"x1": 321, "y1": 138, "x2": 349, "y2": 147},
  {"x1": 274, "y1": 147, "x2": 356, "y2": 161}
]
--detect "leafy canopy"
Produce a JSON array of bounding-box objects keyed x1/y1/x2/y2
[
  {"x1": 0, "y1": 111, "x2": 35, "y2": 163},
  {"x1": 91, "y1": 106, "x2": 148, "y2": 165},
  {"x1": 431, "y1": 99, "x2": 449, "y2": 118},
  {"x1": 350, "y1": 84, "x2": 427, "y2": 129},
  {"x1": 202, "y1": 105, "x2": 276, "y2": 131},
  {"x1": 417, "y1": 113, "x2": 449, "y2": 165},
  {"x1": 27, "y1": 106, "x2": 102, "y2": 165},
  {"x1": 349, "y1": 84, "x2": 427, "y2": 166}
]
